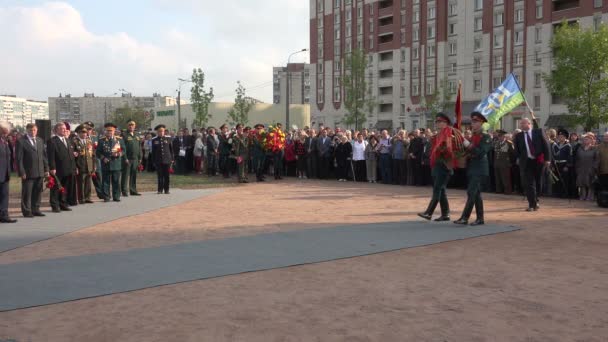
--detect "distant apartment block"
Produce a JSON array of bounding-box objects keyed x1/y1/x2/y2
[
  {"x1": 0, "y1": 95, "x2": 49, "y2": 128},
  {"x1": 273, "y1": 63, "x2": 312, "y2": 105}
]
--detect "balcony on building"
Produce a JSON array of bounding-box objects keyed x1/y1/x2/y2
[
  {"x1": 378, "y1": 0, "x2": 394, "y2": 17},
  {"x1": 378, "y1": 51, "x2": 394, "y2": 69},
  {"x1": 552, "y1": 0, "x2": 580, "y2": 12},
  {"x1": 378, "y1": 15, "x2": 395, "y2": 35},
  {"x1": 378, "y1": 33, "x2": 394, "y2": 51}
]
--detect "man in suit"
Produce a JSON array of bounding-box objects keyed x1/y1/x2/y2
[
  {"x1": 96, "y1": 123, "x2": 126, "y2": 202},
  {"x1": 47, "y1": 122, "x2": 76, "y2": 212},
  {"x1": 72, "y1": 125, "x2": 95, "y2": 204},
  {"x1": 305, "y1": 128, "x2": 317, "y2": 179},
  {"x1": 152, "y1": 124, "x2": 174, "y2": 194},
  {"x1": 513, "y1": 117, "x2": 552, "y2": 211},
  {"x1": 408, "y1": 129, "x2": 425, "y2": 185},
  {"x1": 0, "y1": 121, "x2": 17, "y2": 223},
  {"x1": 16, "y1": 123, "x2": 49, "y2": 217},
  {"x1": 206, "y1": 127, "x2": 219, "y2": 176},
  {"x1": 316, "y1": 129, "x2": 332, "y2": 179}
]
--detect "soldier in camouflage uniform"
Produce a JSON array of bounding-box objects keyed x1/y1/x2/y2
[
  {"x1": 493, "y1": 129, "x2": 515, "y2": 195},
  {"x1": 72, "y1": 125, "x2": 95, "y2": 204},
  {"x1": 96, "y1": 123, "x2": 126, "y2": 202},
  {"x1": 232, "y1": 124, "x2": 251, "y2": 183}
]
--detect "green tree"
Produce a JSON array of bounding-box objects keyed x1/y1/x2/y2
[
  {"x1": 342, "y1": 49, "x2": 376, "y2": 130},
  {"x1": 421, "y1": 78, "x2": 453, "y2": 125},
  {"x1": 190, "y1": 68, "x2": 214, "y2": 128},
  {"x1": 110, "y1": 105, "x2": 151, "y2": 130},
  {"x1": 227, "y1": 81, "x2": 254, "y2": 125},
  {"x1": 544, "y1": 22, "x2": 608, "y2": 131}
]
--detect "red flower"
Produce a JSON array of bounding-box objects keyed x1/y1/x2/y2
[
  {"x1": 169, "y1": 167, "x2": 174, "y2": 174},
  {"x1": 59, "y1": 187, "x2": 66, "y2": 194},
  {"x1": 138, "y1": 164, "x2": 144, "y2": 172},
  {"x1": 91, "y1": 173, "x2": 97, "y2": 180},
  {"x1": 46, "y1": 175, "x2": 56, "y2": 189}
]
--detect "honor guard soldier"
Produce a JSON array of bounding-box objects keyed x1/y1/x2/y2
[
  {"x1": 121, "y1": 119, "x2": 142, "y2": 196},
  {"x1": 96, "y1": 123, "x2": 126, "y2": 202},
  {"x1": 72, "y1": 125, "x2": 95, "y2": 204},
  {"x1": 454, "y1": 112, "x2": 493, "y2": 226},
  {"x1": 152, "y1": 124, "x2": 174, "y2": 194},
  {"x1": 418, "y1": 113, "x2": 465, "y2": 221},
  {"x1": 232, "y1": 124, "x2": 250, "y2": 183}
]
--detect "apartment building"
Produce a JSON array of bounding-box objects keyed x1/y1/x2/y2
[
  {"x1": 273, "y1": 63, "x2": 312, "y2": 105},
  {"x1": 48, "y1": 93, "x2": 176, "y2": 128},
  {"x1": 0, "y1": 95, "x2": 49, "y2": 128},
  {"x1": 310, "y1": 0, "x2": 608, "y2": 131}
]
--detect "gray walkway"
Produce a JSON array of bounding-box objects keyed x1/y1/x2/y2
[
  {"x1": 0, "y1": 189, "x2": 219, "y2": 254},
  {"x1": 0, "y1": 221, "x2": 519, "y2": 312}
]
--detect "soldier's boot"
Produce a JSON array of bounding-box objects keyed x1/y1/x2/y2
[
  {"x1": 434, "y1": 196, "x2": 450, "y2": 221},
  {"x1": 417, "y1": 199, "x2": 438, "y2": 220},
  {"x1": 470, "y1": 196, "x2": 485, "y2": 226},
  {"x1": 454, "y1": 197, "x2": 475, "y2": 225}
]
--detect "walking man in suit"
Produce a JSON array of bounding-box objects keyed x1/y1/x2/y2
[
  {"x1": 513, "y1": 117, "x2": 552, "y2": 211},
  {"x1": 47, "y1": 122, "x2": 77, "y2": 212},
  {"x1": 72, "y1": 125, "x2": 95, "y2": 204},
  {"x1": 0, "y1": 121, "x2": 17, "y2": 223},
  {"x1": 16, "y1": 123, "x2": 49, "y2": 217}
]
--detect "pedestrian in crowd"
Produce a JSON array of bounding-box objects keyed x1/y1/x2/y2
[
  {"x1": 352, "y1": 133, "x2": 367, "y2": 182},
  {"x1": 317, "y1": 129, "x2": 332, "y2": 179},
  {"x1": 295, "y1": 131, "x2": 307, "y2": 179},
  {"x1": 152, "y1": 124, "x2": 174, "y2": 194},
  {"x1": 63, "y1": 122, "x2": 79, "y2": 206},
  {"x1": 15, "y1": 123, "x2": 48, "y2": 218},
  {"x1": 493, "y1": 129, "x2": 515, "y2": 195},
  {"x1": 121, "y1": 120, "x2": 142, "y2": 197},
  {"x1": 598, "y1": 132, "x2": 608, "y2": 191},
  {"x1": 305, "y1": 128, "x2": 317, "y2": 179},
  {"x1": 232, "y1": 124, "x2": 250, "y2": 183},
  {"x1": 47, "y1": 122, "x2": 76, "y2": 212},
  {"x1": 365, "y1": 135, "x2": 379, "y2": 183},
  {"x1": 206, "y1": 127, "x2": 219, "y2": 176},
  {"x1": 284, "y1": 132, "x2": 297, "y2": 177},
  {"x1": 551, "y1": 128, "x2": 573, "y2": 198},
  {"x1": 0, "y1": 121, "x2": 16, "y2": 223},
  {"x1": 408, "y1": 129, "x2": 424, "y2": 186},
  {"x1": 72, "y1": 125, "x2": 95, "y2": 204},
  {"x1": 96, "y1": 123, "x2": 125, "y2": 202},
  {"x1": 377, "y1": 130, "x2": 392, "y2": 184},
  {"x1": 454, "y1": 112, "x2": 493, "y2": 226},
  {"x1": 334, "y1": 135, "x2": 352, "y2": 182},
  {"x1": 194, "y1": 132, "x2": 205, "y2": 175},
  {"x1": 173, "y1": 129, "x2": 188, "y2": 175},
  {"x1": 391, "y1": 130, "x2": 408, "y2": 186},
  {"x1": 575, "y1": 132, "x2": 599, "y2": 201},
  {"x1": 513, "y1": 118, "x2": 552, "y2": 211}
]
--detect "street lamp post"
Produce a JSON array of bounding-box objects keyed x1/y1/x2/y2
[
  {"x1": 177, "y1": 78, "x2": 192, "y2": 129},
  {"x1": 286, "y1": 48, "x2": 308, "y2": 129}
]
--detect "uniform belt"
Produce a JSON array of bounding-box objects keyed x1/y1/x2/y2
[{"x1": 555, "y1": 160, "x2": 568, "y2": 163}]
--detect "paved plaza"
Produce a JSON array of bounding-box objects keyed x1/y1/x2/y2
[{"x1": 0, "y1": 180, "x2": 606, "y2": 341}]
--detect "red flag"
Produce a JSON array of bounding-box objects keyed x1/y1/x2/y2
[{"x1": 454, "y1": 80, "x2": 462, "y2": 130}]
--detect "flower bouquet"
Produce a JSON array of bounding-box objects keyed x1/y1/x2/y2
[
  {"x1": 111, "y1": 142, "x2": 122, "y2": 157},
  {"x1": 138, "y1": 164, "x2": 145, "y2": 172},
  {"x1": 45, "y1": 174, "x2": 66, "y2": 194},
  {"x1": 264, "y1": 125, "x2": 286, "y2": 153}
]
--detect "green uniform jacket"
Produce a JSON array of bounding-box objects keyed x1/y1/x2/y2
[
  {"x1": 72, "y1": 136, "x2": 96, "y2": 173},
  {"x1": 251, "y1": 137, "x2": 265, "y2": 157},
  {"x1": 232, "y1": 135, "x2": 250, "y2": 158},
  {"x1": 467, "y1": 132, "x2": 493, "y2": 177},
  {"x1": 122, "y1": 131, "x2": 142, "y2": 161},
  {"x1": 96, "y1": 136, "x2": 126, "y2": 171}
]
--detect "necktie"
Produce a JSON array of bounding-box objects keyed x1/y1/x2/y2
[
  {"x1": 526, "y1": 131, "x2": 535, "y2": 156},
  {"x1": 61, "y1": 137, "x2": 67, "y2": 147},
  {"x1": 30, "y1": 137, "x2": 36, "y2": 149}
]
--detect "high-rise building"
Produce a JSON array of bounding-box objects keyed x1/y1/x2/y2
[
  {"x1": 48, "y1": 93, "x2": 176, "y2": 128},
  {"x1": 310, "y1": 0, "x2": 608, "y2": 131},
  {"x1": 0, "y1": 95, "x2": 49, "y2": 128},
  {"x1": 273, "y1": 64, "x2": 312, "y2": 105}
]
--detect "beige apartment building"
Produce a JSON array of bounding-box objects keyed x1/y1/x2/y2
[
  {"x1": 273, "y1": 63, "x2": 312, "y2": 105},
  {"x1": 0, "y1": 95, "x2": 49, "y2": 128},
  {"x1": 48, "y1": 93, "x2": 176, "y2": 128},
  {"x1": 310, "y1": 0, "x2": 608, "y2": 132}
]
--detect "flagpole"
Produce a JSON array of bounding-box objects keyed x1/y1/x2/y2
[{"x1": 511, "y1": 72, "x2": 536, "y2": 121}]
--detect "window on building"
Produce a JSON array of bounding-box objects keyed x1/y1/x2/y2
[
  {"x1": 412, "y1": 84, "x2": 420, "y2": 96},
  {"x1": 494, "y1": 33, "x2": 503, "y2": 48},
  {"x1": 494, "y1": 54, "x2": 503, "y2": 67},
  {"x1": 449, "y1": 23, "x2": 456, "y2": 35},
  {"x1": 515, "y1": 9, "x2": 524, "y2": 23},
  {"x1": 450, "y1": 62, "x2": 457, "y2": 74},
  {"x1": 367, "y1": 21, "x2": 371, "y2": 33},
  {"x1": 428, "y1": 7, "x2": 436, "y2": 19},
  {"x1": 536, "y1": 4, "x2": 542, "y2": 19},
  {"x1": 402, "y1": 0, "x2": 406, "y2": 8},
  {"x1": 426, "y1": 80, "x2": 434, "y2": 95},
  {"x1": 449, "y1": 41, "x2": 457, "y2": 55},
  {"x1": 495, "y1": 0, "x2": 504, "y2": 5},
  {"x1": 449, "y1": 3, "x2": 457, "y2": 16},
  {"x1": 346, "y1": 25, "x2": 351, "y2": 37},
  {"x1": 318, "y1": 46, "x2": 323, "y2": 58},
  {"x1": 369, "y1": 3, "x2": 373, "y2": 15},
  {"x1": 474, "y1": 36, "x2": 482, "y2": 51},
  {"x1": 317, "y1": 89, "x2": 324, "y2": 103},
  {"x1": 334, "y1": 88, "x2": 341, "y2": 102},
  {"x1": 318, "y1": 29, "x2": 324, "y2": 42},
  {"x1": 535, "y1": 50, "x2": 541, "y2": 64},
  {"x1": 401, "y1": 49, "x2": 406, "y2": 62},
  {"x1": 318, "y1": 0, "x2": 324, "y2": 12},
  {"x1": 401, "y1": 13, "x2": 406, "y2": 26},
  {"x1": 515, "y1": 52, "x2": 523, "y2": 65},
  {"x1": 428, "y1": 25, "x2": 436, "y2": 38},
  {"x1": 427, "y1": 44, "x2": 436, "y2": 57},
  {"x1": 474, "y1": 57, "x2": 481, "y2": 71},
  {"x1": 595, "y1": 0, "x2": 603, "y2": 8},
  {"x1": 335, "y1": 28, "x2": 341, "y2": 39},
  {"x1": 318, "y1": 62, "x2": 323, "y2": 73},
  {"x1": 359, "y1": 6, "x2": 363, "y2": 18},
  {"x1": 533, "y1": 95, "x2": 541, "y2": 110},
  {"x1": 413, "y1": 47, "x2": 419, "y2": 59},
  {"x1": 412, "y1": 65, "x2": 419, "y2": 78},
  {"x1": 475, "y1": 0, "x2": 483, "y2": 10},
  {"x1": 335, "y1": 0, "x2": 341, "y2": 8},
  {"x1": 334, "y1": 75, "x2": 341, "y2": 86},
  {"x1": 334, "y1": 60, "x2": 341, "y2": 71},
  {"x1": 427, "y1": 63, "x2": 435, "y2": 76},
  {"x1": 475, "y1": 17, "x2": 483, "y2": 31},
  {"x1": 335, "y1": 13, "x2": 340, "y2": 24},
  {"x1": 494, "y1": 12, "x2": 504, "y2": 26},
  {"x1": 535, "y1": 27, "x2": 542, "y2": 43},
  {"x1": 318, "y1": 17, "x2": 323, "y2": 28},
  {"x1": 370, "y1": 37, "x2": 374, "y2": 48},
  {"x1": 474, "y1": 79, "x2": 482, "y2": 92},
  {"x1": 515, "y1": 30, "x2": 524, "y2": 45},
  {"x1": 448, "y1": 80, "x2": 457, "y2": 94},
  {"x1": 413, "y1": 10, "x2": 420, "y2": 23},
  {"x1": 400, "y1": 68, "x2": 406, "y2": 80},
  {"x1": 334, "y1": 44, "x2": 340, "y2": 56},
  {"x1": 493, "y1": 77, "x2": 502, "y2": 89},
  {"x1": 413, "y1": 28, "x2": 419, "y2": 41},
  {"x1": 535, "y1": 72, "x2": 542, "y2": 87},
  {"x1": 346, "y1": 10, "x2": 352, "y2": 21}
]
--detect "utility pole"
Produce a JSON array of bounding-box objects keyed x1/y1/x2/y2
[{"x1": 286, "y1": 49, "x2": 308, "y2": 129}]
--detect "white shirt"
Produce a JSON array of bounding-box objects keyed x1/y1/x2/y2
[
  {"x1": 352, "y1": 140, "x2": 368, "y2": 161},
  {"x1": 27, "y1": 135, "x2": 36, "y2": 147},
  {"x1": 523, "y1": 130, "x2": 534, "y2": 159}
]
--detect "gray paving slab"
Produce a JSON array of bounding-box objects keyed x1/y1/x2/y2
[
  {"x1": 0, "y1": 221, "x2": 519, "y2": 312},
  {"x1": 0, "y1": 189, "x2": 220, "y2": 254}
]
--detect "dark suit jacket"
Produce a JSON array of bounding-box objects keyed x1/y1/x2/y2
[
  {"x1": 16, "y1": 136, "x2": 48, "y2": 179},
  {"x1": 47, "y1": 136, "x2": 76, "y2": 178},
  {"x1": 0, "y1": 137, "x2": 11, "y2": 183},
  {"x1": 514, "y1": 128, "x2": 552, "y2": 168},
  {"x1": 172, "y1": 137, "x2": 188, "y2": 157},
  {"x1": 305, "y1": 136, "x2": 317, "y2": 155},
  {"x1": 206, "y1": 135, "x2": 219, "y2": 154}
]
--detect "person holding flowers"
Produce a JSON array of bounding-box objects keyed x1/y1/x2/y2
[
  {"x1": 418, "y1": 113, "x2": 465, "y2": 222},
  {"x1": 96, "y1": 123, "x2": 126, "y2": 202},
  {"x1": 266, "y1": 123, "x2": 286, "y2": 180},
  {"x1": 251, "y1": 124, "x2": 267, "y2": 182}
]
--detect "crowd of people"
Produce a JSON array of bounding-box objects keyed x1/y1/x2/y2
[{"x1": 0, "y1": 114, "x2": 606, "y2": 224}]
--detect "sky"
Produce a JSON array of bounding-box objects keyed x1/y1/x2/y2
[{"x1": 0, "y1": 0, "x2": 310, "y2": 103}]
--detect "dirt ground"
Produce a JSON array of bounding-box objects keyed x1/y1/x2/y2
[{"x1": 0, "y1": 180, "x2": 606, "y2": 342}]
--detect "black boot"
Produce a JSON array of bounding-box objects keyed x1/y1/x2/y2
[
  {"x1": 471, "y1": 196, "x2": 485, "y2": 226},
  {"x1": 418, "y1": 199, "x2": 438, "y2": 220},
  {"x1": 434, "y1": 196, "x2": 450, "y2": 221},
  {"x1": 454, "y1": 197, "x2": 475, "y2": 225}
]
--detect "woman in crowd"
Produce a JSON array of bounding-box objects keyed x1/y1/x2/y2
[
  {"x1": 334, "y1": 135, "x2": 352, "y2": 182},
  {"x1": 193, "y1": 132, "x2": 205, "y2": 175},
  {"x1": 575, "y1": 132, "x2": 599, "y2": 201},
  {"x1": 295, "y1": 131, "x2": 307, "y2": 179},
  {"x1": 365, "y1": 135, "x2": 379, "y2": 183},
  {"x1": 352, "y1": 133, "x2": 367, "y2": 182}
]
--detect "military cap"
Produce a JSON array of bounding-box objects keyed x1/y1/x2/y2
[
  {"x1": 435, "y1": 112, "x2": 451, "y2": 125},
  {"x1": 104, "y1": 122, "x2": 117, "y2": 129},
  {"x1": 470, "y1": 111, "x2": 488, "y2": 123},
  {"x1": 84, "y1": 121, "x2": 94, "y2": 128},
  {"x1": 154, "y1": 124, "x2": 166, "y2": 131},
  {"x1": 254, "y1": 124, "x2": 265, "y2": 129},
  {"x1": 495, "y1": 129, "x2": 507, "y2": 135},
  {"x1": 557, "y1": 128, "x2": 569, "y2": 137},
  {"x1": 75, "y1": 125, "x2": 88, "y2": 133}
]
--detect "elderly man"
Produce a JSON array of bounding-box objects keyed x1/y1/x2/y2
[
  {"x1": 0, "y1": 121, "x2": 17, "y2": 223},
  {"x1": 16, "y1": 123, "x2": 49, "y2": 217},
  {"x1": 47, "y1": 122, "x2": 77, "y2": 212}
]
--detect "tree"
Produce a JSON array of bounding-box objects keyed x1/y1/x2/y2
[
  {"x1": 544, "y1": 21, "x2": 608, "y2": 131},
  {"x1": 190, "y1": 68, "x2": 214, "y2": 128},
  {"x1": 342, "y1": 49, "x2": 376, "y2": 130},
  {"x1": 422, "y1": 78, "x2": 453, "y2": 124},
  {"x1": 110, "y1": 105, "x2": 151, "y2": 130},
  {"x1": 227, "y1": 81, "x2": 254, "y2": 125}
]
